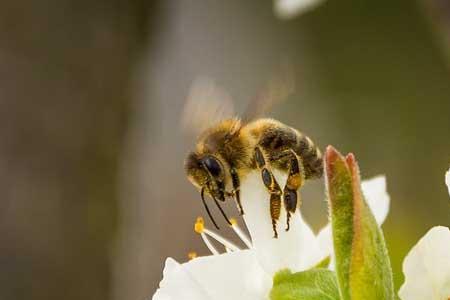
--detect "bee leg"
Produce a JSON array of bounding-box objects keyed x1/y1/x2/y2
[
  {"x1": 270, "y1": 192, "x2": 282, "y2": 238},
  {"x1": 230, "y1": 168, "x2": 244, "y2": 215},
  {"x1": 283, "y1": 150, "x2": 305, "y2": 231},
  {"x1": 255, "y1": 146, "x2": 282, "y2": 238}
]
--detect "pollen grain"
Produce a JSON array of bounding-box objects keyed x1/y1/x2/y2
[
  {"x1": 188, "y1": 251, "x2": 198, "y2": 260},
  {"x1": 194, "y1": 217, "x2": 205, "y2": 233}
]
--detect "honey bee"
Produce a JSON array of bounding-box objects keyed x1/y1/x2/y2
[{"x1": 183, "y1": 72, "x2": 323, "y2": 238}]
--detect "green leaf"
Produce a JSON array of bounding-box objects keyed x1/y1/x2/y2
[
  {"x1": 324, "y1": 146, "x2": 394, "y2": 300},
  {"x1": 313, "y1": 256, "x2": 331, "y2": 269},
  {"x1": 270, "y1": 268, "x2": 341, "y2": 300}
]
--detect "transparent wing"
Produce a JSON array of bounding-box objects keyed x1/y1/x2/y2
[
  {"x1": 242, "y1": 64, "x2": 295, "y2": 122},
  {"x1": 181, "y1": 64, "x2": 295, "y2": 136},
  {"x1": 181, "y1": 76, "x2": 235, "y2": 137}
]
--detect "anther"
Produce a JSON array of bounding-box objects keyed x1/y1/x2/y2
[
  {"x1": 194, "y1": 217, "x2": 220, "y2": 255},
  {"x1": 188, "y1": 251, "x2": 197, "y2": 260},
  {"x1": 194, "y1": 217, "x2": 205, "y2": 233}
]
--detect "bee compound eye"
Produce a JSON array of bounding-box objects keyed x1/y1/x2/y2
[{"x1": 203, "y1": 156, "x2": 222, "y2": 177}]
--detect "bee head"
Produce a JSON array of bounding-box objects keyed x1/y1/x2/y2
[
  {"x1": 185, "y1": 152, "x2": 226, "y2": 202},
  {"x1": 185, "y1": 151, "x2": 233, "y2": 229}
]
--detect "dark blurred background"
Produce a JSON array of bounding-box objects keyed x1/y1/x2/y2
[{"x1": 1, "y1": 1, "x2": 449, "y2": 299}]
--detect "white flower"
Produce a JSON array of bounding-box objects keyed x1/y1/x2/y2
[
  {"x1": 399, "y1": 168, "x2": 450, "y2": 300},
  {"x1": 398, "y1": 227, "x2": 450, "y2": 300},
  {"x1": 152, "y1": 172, "x2": 390, "y2": 300},
  {"x1": 446, "y1": 168, "x2": 450, "y2": 196},
  {"x1": 152, "y1": 250, "x2": 270, "y2": 300},
  {"x1": 273, "y1": 0, "x2": 326, "y2": 20}
]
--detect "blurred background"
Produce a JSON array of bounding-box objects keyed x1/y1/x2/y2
[{"x1": 1, "y1": 0, "x2": 450, "y2": 299}]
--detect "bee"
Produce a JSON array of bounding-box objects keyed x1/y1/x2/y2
[{"x1": 183, "y1": 71, "x2": 323, "y2": 238}]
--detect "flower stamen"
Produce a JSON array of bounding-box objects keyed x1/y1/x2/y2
[
  {"x1": 194, "y1": 215, "x2": 255, "y2": 256},
  {"x1": 194, "y1": 216, "x2": 243, "y2": 254},
  {"x1": 203, "y1": 228, "x2": 241, "y2": 251},
  {"x1": 194, "y1": 217, "x2": 220, "y2": 255},
  {"x1": 230, "y1": 218, "x2": 252, "y2": 248}
]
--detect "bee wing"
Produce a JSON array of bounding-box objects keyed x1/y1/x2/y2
[
  {"x1": 242, "y1": 64, "x2": 295, "y2": 122},
  {"x1": 181, "y1": 76, "x2": 236, "y2": 137}
]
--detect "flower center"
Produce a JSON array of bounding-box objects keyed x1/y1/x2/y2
[{"x1": 193, "y1": 216, "x2": 252, "y2": 256}]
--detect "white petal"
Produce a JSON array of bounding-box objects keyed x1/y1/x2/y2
[
  {"x1": 152, "y1": 258, "x2": 211, "y2": 300},
  {"x1": 316, "y1": 176, "x2": 391, "y2": 269},
  {"x1": 317, "y1": 225, "x2": 331, "y2": 255},
  {"x1": 398, "y1": 226, "x2": 450, "y2": 300},
  {"x1": 183, "y1": 249, "x2": 271, "y2": 300},
  {"x1": 152, "y1": 290, "x2": 171, "y2": 300},
  {"x1": 274, "y1": 0, "x2": 326, "y2": 19},
  {"x1": 241, "y1": 170, "x2": 322, "y2": 275},
  {"x1": 316, "y1": 225, "x2": 334, "y2": 269},
  {"x1": 361, "y1": 175, "x2": 390, "y2": 225},
  {"x1": 445, "y1": 168, "x2": 450, "y2": 197}
]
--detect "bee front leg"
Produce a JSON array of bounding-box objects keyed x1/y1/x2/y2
[
  {"x1": 283, "y1": 150, "x2": 305, "y2": 231},
  {"x1": 255, "y1": 146, "x2": 282, "y2": 238}
]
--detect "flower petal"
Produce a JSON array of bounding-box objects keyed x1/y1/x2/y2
[
  {"x1": 446, "y1": 168, "x2": 450, "y2": 197},
  {"x1": 152, "y1": 290, "x2": 171, "y2": 300},
  {"x1": 398, "y1": 226, "x2": 450, "y2": 300},
  {"x1": 152, "y1": 258, "x2": 211, "y2": 300},
  {"x1": 183, "y1": 249, "x2": 271, "y2": 300},
  {"x1": 316, "y1": 225, "x2": 334, "y2": 268},
  {"x1": 316, "y1": 175, "x2": 390, "y2": 269},
  {"x1": 274, "y1": 0, "x2": 326, "y2": 19},
  {"x1": 240, "y1": 170, "x2": 322, "y2": 275},
  {"x1": 361, "y1": 175, "x2": 390, "y2": 225}
]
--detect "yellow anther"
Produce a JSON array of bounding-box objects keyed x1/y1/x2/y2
[
  {"x1": 194, "y1": 217, "x2": 204, "y2": 233},
  {"x1": 229, "y1": 218, "x2": 237, "y2": 226},
  {"x1": 188, "y1": 251, "x2": 197, "y2": 260}
]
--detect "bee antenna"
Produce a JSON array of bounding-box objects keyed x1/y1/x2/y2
[
  {"x1": 201, "y1": 187, "x2": 220, "y2": 230},
  {"x1": 211, "y1": 194, "x2": 232, "y2": 226}
]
